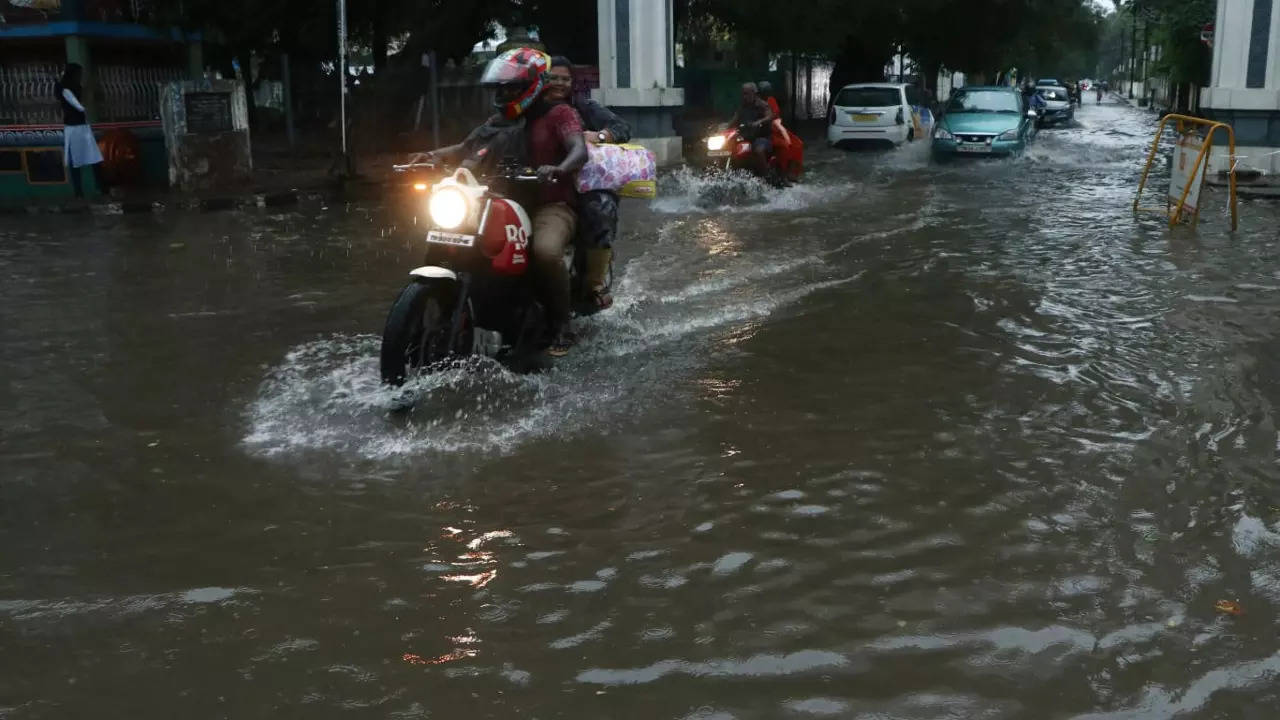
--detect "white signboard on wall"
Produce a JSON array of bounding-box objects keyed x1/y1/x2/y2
[{"x1": 1169, "y1": 132, "x2": 1206, "y2": 212}]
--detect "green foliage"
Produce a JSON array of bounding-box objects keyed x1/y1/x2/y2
[
  {"x1": 677, "y1": 0, "x2": 1105, "y2": 81},
  {"x1": 1144, "y1": 0, "x2": 1214, "y2": 84},
  {"x1": 168, "y1": 0, "x2": 1113, "y2": 87}
]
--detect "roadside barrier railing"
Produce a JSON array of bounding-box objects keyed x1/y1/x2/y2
[{"x1": 1135, "y1": 113, "x2": 1237, "y2": 231}]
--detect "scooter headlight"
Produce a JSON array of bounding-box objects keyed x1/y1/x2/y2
[
  {"x1": 706, "y1": 135, "x2": 727, "y2": 151},
  {"x1": 429, "y1": 187, "x2": 468, "y2": 230}
]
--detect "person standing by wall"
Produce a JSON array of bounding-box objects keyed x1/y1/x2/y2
[{"x1": 55, "y1": 63, "x2": 104, "y2": 198}]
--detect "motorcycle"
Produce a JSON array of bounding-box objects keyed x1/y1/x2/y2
[
  {"x1": 379, "y1": 159, "x2": 595, "y2": 389},
  {"x1": 701, "y1": 123, "x2": 803, "y2": 186}
]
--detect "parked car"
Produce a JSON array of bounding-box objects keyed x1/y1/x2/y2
[
  {"x1": 827, "y1": 83, "x2": 932, "y2": 148},
  {"x1": 1036, "y1": 85, "x2": 1075, "y2": 125},
  {"x1": 932, "y1": 86, "x2": 1036, "y2": 159}
]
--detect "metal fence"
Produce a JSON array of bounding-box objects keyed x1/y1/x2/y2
[
  {"x1": 97, "y1": 64, "x2": 185, "y2": 122},
  {"x1": 0, "y1": 62, "x2": 183, "y2": 125},
  {"x1": 0, "y1": 62, "x2": 61, "y2": 125}
]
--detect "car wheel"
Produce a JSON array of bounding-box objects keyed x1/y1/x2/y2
[{"x1": 907, "y1": 128, "x2": 915, "y2": 142}]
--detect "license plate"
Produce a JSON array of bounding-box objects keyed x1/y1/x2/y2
[
  {"x1": 852, "y1": 113, "x2": 878, "y2": 122},
  {"x1": 427, "y1": 231, "x2": 475, "y2": 247},
  {"x1": 707, "y1": 150, "x2": 730, "y2": 158},
  {"x1": 957, "y1": 144, "x2": 990, "y2": 153}
]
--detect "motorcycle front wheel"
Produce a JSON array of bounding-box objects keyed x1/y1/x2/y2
[{"x1": 379, "y1": 280, "x2": 456, "y2": 386}]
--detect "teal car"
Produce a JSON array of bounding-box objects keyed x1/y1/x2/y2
[{"x1": 931, "y1": 86, "x2": 1037, "y2": 159}]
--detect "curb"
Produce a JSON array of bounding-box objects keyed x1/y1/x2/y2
[{"x1": 10, "y1": 185, "x2": 348, "y2": 216}]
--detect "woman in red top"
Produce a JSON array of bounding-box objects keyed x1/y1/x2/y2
[{"x1": 759, "y1": 81, "x2": 802, "y2": 182}]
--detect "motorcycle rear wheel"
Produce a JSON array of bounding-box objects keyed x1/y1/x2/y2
[{"x1": 380, "y1": 280, "x2": 454, "y2": 386}]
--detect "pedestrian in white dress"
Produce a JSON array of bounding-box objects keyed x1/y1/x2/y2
[{"x1": 56, "y1": 63, "x2": 104, "y2": 198}]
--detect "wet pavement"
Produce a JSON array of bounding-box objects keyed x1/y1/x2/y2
[{"x1": 4, "y1": 99, "x2": 1280, "y2": 718}]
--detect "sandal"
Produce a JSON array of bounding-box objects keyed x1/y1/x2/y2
[
  {"x1": 547, "y1": 329, "x2": 577, "y2": 358},
  {"x1": 578, "y1": 287, "x2": 613, "y2": 316}
]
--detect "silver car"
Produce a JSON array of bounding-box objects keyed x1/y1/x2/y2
[{"x1": 1036, "y1": 86, "x2": 1074, "y2": 126}]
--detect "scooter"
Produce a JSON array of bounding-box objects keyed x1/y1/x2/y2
[
  {"x1": 701, "y1": 123, "x2": 802, "y2": 186},
  {"x1": 379, "y1": 159, "x2": 594, "y2": 389}
]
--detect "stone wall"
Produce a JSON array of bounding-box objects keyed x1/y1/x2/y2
[{"x1": 160, "y1": 78, "x2": 252, "y2": 192}]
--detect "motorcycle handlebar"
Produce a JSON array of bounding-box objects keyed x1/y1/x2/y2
[{"x1": 394, "y1": 155, "x2": 557, "y2": 184}]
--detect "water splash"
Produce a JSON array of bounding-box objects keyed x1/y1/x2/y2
[{"x1": 653, "y1": 166, "x2": 858, "y2": 214}]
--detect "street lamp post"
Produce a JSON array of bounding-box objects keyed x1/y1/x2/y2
[
  {"x1": 1129, "y1": 0, "x2": 1137, "y2": 99},
  {"x1": 1141, "y1": 9, "x2": 1150, "y2": 106},
  {"x1": 336, "y1": 0, "x2": 351, "y2": 177}
]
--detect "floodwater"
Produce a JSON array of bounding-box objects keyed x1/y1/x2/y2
[{"x1": 4, "y1": 99, "x2": 1280, "y2": 718}]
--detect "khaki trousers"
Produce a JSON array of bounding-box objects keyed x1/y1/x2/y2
[{"x1": 531, "y1": 202, "x2": 577, "y2": 331}]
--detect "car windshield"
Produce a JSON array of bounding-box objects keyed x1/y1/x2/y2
[
  {"x1": 834, "y1": 87, "x2": 900, "y2": 107},
  {"x1": 947, "y1": 90, "x2": 1020, "y2": 114},
  {"x1": 1039, "y1": 87, "x2": 1069, "y2": 101}
]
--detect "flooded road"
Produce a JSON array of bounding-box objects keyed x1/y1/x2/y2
[{"x1": 5, "y1": 100, "x2": 1280, "y2": 718}]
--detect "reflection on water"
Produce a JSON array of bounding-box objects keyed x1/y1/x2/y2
[{"x1": 4, "y1": 101, "x2": 1280, "y2": 717}]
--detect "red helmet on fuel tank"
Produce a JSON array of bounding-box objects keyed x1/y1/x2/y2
[{"x1": 480, "y1": 47, "x2": 551, "y2": 120}]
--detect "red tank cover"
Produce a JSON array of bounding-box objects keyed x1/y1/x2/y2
[{"x1": 481, "y1": 198, "x2": 533, "y2": 276}]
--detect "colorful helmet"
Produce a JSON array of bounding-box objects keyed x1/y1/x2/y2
[{"x1": 480, "y1": 47, "x2": 552, "y2": 120}]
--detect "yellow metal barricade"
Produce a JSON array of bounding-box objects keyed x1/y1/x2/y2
[{"x1": 1134, "y1": 114, "x2": 1237, "y2": 231}]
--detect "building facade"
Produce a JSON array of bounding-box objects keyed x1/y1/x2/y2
[
  {"x1": 0, "y1": 0, "x2": 199, "y2": 201},
  {"x1": 1202, "y1": 0, "x2": 1280, "y2": 181}
]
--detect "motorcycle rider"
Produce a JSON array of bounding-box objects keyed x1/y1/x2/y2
[
  {"x1": 420, "y1": 48, "x2": 587, "y2": 357},
  {"x1": 550, "y1": 55, "x2": 631, "y2": 313},
  {"x1": 727, "y1": 82, "x2": 774, "y2": 176},
  {"x1": 1023, "y1": 81, "x2": 1047, "y2": 122},
  {"x1": 758, "y1": 80, "x2": 782, "y2": 118},
  {"x1": 758, "y1": 79, "x2": 807, "y2": 184}
]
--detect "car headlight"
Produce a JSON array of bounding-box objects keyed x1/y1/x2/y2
[
  {"x1": 934, "y1": 127, "x2": 953, "y2": 140},
  {"x1": 428, "y1": 187, "x2": 468, "y2": 230},
  {"x1": 997, "y1": 129, "x2": 1020, "y2": 141},
  {"x1": 706, "y1": 135, "x2": 727, "y2": 151}
]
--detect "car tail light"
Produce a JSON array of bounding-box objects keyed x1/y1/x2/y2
[{"x1": 895, "y1": 108, "x2": 905, "y2": 125}]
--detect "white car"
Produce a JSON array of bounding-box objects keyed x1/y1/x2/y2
[{"x1": 827, "y1": 83, "x2": 932, "y2": 148}]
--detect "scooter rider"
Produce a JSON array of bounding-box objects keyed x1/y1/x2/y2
[
  {"x1": 727, "y1": 82, "x2": 774, "y2": 176},
  {"x1": 420, "y1": 48, "x2": 588, "y2": 357},
  {"x1": 1023, "y1": 81, "x2": 1047, "y2": 121},
  {"x1": 550, "y1": 55, "x2": 631, "y2": 313}
]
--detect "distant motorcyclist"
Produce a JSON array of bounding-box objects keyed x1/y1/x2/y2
[
  {"x1": 759, "y1": 80, "x2": 782, "y2": 118},
  {"x1": 552, "y1": 55, "x2": 631, "y2": 313},
  {"x1": 758, "y1": 80, "x2": 802, "y2": 184},
  {"x1": 1023, "y1": 82, "x2": 1047, "y2": 118},
  {"x1": 727, "y1": 82, "x2": 774, "y2": 176}
]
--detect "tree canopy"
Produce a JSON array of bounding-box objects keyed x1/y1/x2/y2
[{"x1": 169, "y1": 0, "x2": 1109, "y2": 98}]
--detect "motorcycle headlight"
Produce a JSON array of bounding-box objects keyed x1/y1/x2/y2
[
  {"x1": 428, "y1": 187, "x2": 468, "y2": 230},
  {"x1": 934, "y1": 127, "x2": 953, "y2": 140},
  {"x1": 706, "y1": 135, "x2": 727, "y2": 151},
  {"x1": 997, "y1": 129, "x2": 1020, "y2": 141}
]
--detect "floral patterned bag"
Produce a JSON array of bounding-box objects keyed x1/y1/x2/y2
[{"x1": 576, "y1": 143, "x2": 657, "y2": 199}]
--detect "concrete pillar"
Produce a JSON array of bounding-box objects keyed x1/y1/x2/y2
[
  {"x1": 188, "y1": 41, "x2": 205, "y2": 80},
  {"x1": 594, "y1": 0, "x2": 684, "y2": 165},
  {"x1": 63, "y1": 34, "x2": 94, "y2": 121},
  {"x1": 1201, "y1": 0, "x2": 1280, "y2": 183}
]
